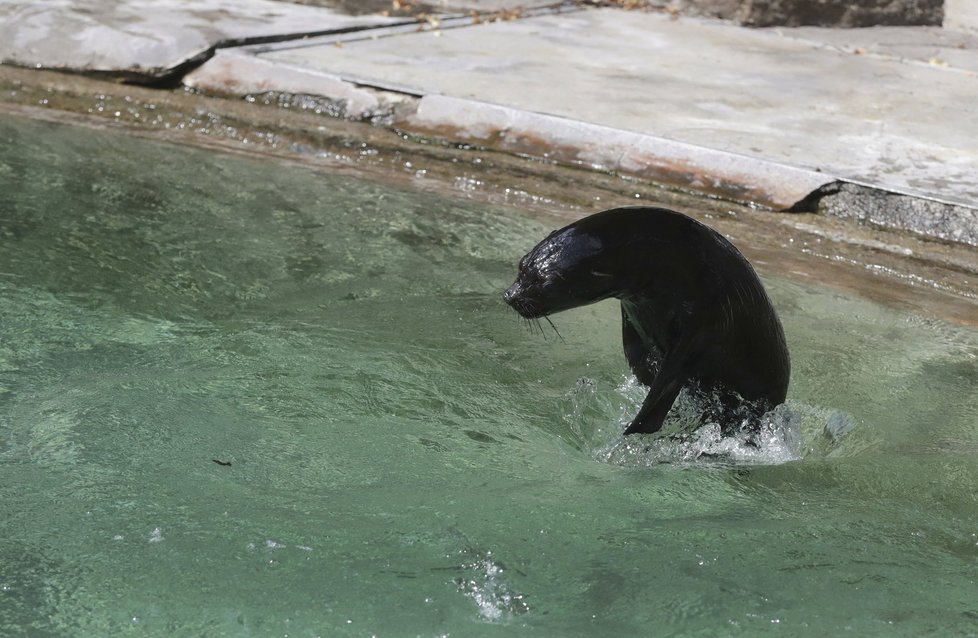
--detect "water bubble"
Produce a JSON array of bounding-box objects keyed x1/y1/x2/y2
[{"x1": 455, "y1": 554, "x2": 530, "y2": 622}]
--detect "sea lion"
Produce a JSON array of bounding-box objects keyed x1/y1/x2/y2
[{"x1": 503, "y1": 206, "x2": 790, "y2": 435}]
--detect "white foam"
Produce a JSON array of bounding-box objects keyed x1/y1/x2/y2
[
  {"x1": 456, "y1": 553, "x2": 530, "y2": 622},
  {"x1": 564, "y1": 375, "x2": 854, "y2": 467}
]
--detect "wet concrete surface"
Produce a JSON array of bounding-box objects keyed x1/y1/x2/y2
[
  {"x1": 271, "y1": 0, "x2": 562, "y2": 14},
  {"x1": 0, "y1": 0, "x2": 401, "y2": 81},
  {"x1": 251, "y1": 9, "x2": 978, "y2": 209},
  {"x1": 783, "y1": 22, "x2": 978, "y2": 71},
  {"x1": 1, "y1": 65, "x2": 975, "y2": 327},
  {"x1": 0, "y1": 0, "x2": 558, "y2": 81}
]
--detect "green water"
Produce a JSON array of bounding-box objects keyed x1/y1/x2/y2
[{"x1": 1, "y1": 115, "x2": 976, "y2": 637}]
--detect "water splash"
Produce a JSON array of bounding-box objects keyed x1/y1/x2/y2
[
  {"x1": 455, "y1": 551, "x2": 530, "y2": 622},
  {"x1": 564, "y1": 375, "x2": 855, "y2": 468},
  {"x1": 597, "y1": 403, "x2": 805, "y2": 468},
  {"x1": 446, "y1": 528, "x2": 530, "y2": 622}
]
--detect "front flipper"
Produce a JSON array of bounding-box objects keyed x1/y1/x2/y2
[
  {"x1": 622, "y1": 379, "x2": 682, "y2": 435},
  {"x1": 622, "y1": 351, "x2": 688, "y2": 435}
]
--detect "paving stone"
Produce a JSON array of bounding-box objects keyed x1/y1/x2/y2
[{"x1": 0, "y1": 0, "x2": 398, "y2": 79}]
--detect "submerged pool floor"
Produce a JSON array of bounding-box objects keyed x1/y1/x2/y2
[{"x1": 1, "y1": 115, "x2": 977, "y2": 636}]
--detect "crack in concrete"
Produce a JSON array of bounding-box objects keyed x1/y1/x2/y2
[
  {"x1": 84, "y1": 20, "x2": 425, "y2": 88},
  {"x1": 123, "y1": 3, "x2": 584, "y2": 87}
]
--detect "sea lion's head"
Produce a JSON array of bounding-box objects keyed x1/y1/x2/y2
[{"x1": 503, "y1": 226, "x2": 621, "y2": 319}]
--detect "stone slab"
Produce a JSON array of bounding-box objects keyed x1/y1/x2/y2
[
  {"x1": 779, "y1": 24, "x2": 978, "y2": 72},
  {"x1": 0, "y1": 0, "x2": 399, "y2": 78},
  {"x1": 406, "y1": 94, "x2": 833, "y2": 209},
  {"x1": 946, "y1": 0, "x2": 978, "y2": 33},
  {"x1": 183, "y1": 49, "x2": 391, "y2": 117},
  {"x1": 275, "y1": 0, "x2": 562, "y2": 13},
  {"x1": 430, "y1": 0, "x2": 564, "y2": 9},
  {"x1": 257, "y1": 9, "x2": 978, "y2": 209}
]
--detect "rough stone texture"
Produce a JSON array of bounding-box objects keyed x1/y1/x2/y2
[
  {"x1": 946, "y1": 0, "x2": 978, "y2": 32},
  {"x1": 429, "y1": 0, "x2": 563, "y2": 9},
  {"x1": 0, "y1": 0, "x2": 398, "y2": 79},
  {"x1": 273, "y1": 0, "x2": 561, "y2": 13},
  {"x1": 676, "y1": 0, "x2": 744, "y2": 21},
  {"x1": 777, "y1": 24, "x2": 978, "y2": 73},
  {"x1": 680, "y1": 0, "x2": 943, "y2": 27},
  {"x1": 795, "y1": 182, "x2": 978, "y2": 246}
]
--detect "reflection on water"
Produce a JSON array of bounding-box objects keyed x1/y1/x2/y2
[{"x1": 1, "y1": 115, "x2": 977, "y2": 636}]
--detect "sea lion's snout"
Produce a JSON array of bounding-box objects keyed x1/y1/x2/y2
[
  {"x1": 503, "y1": 280, "x2": 546, "y2": 319},
  {"x1": 503, "y1": 281, "x2": 533, "y2": 317},
  {"x1": 503, "y1": 282, "x2": 520, "y2": 307}
]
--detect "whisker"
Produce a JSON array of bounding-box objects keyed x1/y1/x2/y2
[
  {"x1": 513, "y1": 313, "x2": 560, "y2": 342},
  {"x1": 533, "y1": 317, "x2": 547, "y2": 340},
  {"x1": 542, "y1": 315, "x2": 564, "y2": 342}
]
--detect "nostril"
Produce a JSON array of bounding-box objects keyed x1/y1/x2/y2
[{"x1": 503, "y1": 284, "x2": 519, "y2": 305}]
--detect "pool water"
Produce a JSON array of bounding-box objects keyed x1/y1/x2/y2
[{"x1": 1, "y1": 115, "x2": 976, "y2": 637}]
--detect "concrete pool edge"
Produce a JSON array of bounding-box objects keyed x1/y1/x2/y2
[
  {"x1": 4, "y1": 2, "x2": 978, "y2": 247},
  {"x1": 185, "y1": 52, "x2": 978, "y2": 248},
  {"x1": 2, "y1": 64, "x2": 977, "y2": 327},
  {"x1": 181, "y1": 25, "x2": 978, "y2": 248},
  {"x1": 401, "y1": 95, "x2": 978, "y2": 249},
  {"x1": 183, "y1": 52, "x2": 832, "y2": 209}
]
